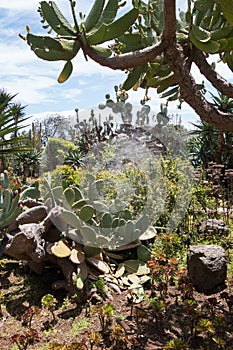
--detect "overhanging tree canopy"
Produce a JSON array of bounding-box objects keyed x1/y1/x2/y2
[{"x1": 20, "y1": 0, "x2": 233, "y2": 131}]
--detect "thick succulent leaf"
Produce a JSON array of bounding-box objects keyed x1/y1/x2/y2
[
  {"x1": 70, "y1": 247, "x2": 85, "y2": 264},
  {"x1": 27, "y1": 34, "x2": 80, "y2": 61},
  {"x1": 189, "y1": 31, "x2": 220, "y2": 53},
  {"x1": 124, "y1": 259, "x2": 150, "y2": 275},
  {"x1": 58, "y1": 60, "x2": 73, "y2": 83},
  {"x1": 114, "y1": 263, "x2": 125, "y2": 278},
  {"x1": 87, "y1": 8, "x2": 139, "y2": 45},
  {"x1": 190, "y1": 24, "x2": 211, "y2": 43},
  {"x1": 78, "y1": 205, "x2": 94, "y2": 222},
  {"x1": 137, "y1": 245, "x2": 151, "y2": 262},
  {"x1": 84, "y1": 0, "x2": 105, "y2": 33},
  {"x1": 122, "y1": 65, "x2": 146, "y2": 91},
  {"x1": 80, "y1": 225, "x2": 97, "y2": 245},
  {"x1": 95, "y1": 0, "x2": 118, "y2": 28},
  {"x1": 62, "y1": 209, "x2": 83, "y2": 228},
  {"x1": 86, "y1": 256, "x2": 110, "y2": 274},
  {"x1": 90, "y1": 45, "x2": 112, "y2": 57},
  {"x1": 40, "y1": 1, "x2": 76, "y2": 35},
  {"x1": 220, "y1": 0, "x2": 233, "y2": 26}
]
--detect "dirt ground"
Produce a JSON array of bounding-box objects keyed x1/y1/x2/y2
[{"x1": 1, "y1": 258, "x2": 233, "y2": 349}]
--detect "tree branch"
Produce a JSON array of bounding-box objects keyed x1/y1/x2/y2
[
  {"x1": 162, "y1": 0, "x2": 176, "y2": 41},
  {"x1": 83, "y1": 41, "x2": 166, "y2": 70},
  {"x1": 165, "y1": 44, "x2": 233, "y2": 131},
  {"x1": 192, "y1": 47, "x2": 233, "y2": 98}
]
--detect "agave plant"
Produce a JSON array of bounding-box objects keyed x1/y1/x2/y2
[{"x1": 189, "y1": 92, "x2": 233, "y2": 168}]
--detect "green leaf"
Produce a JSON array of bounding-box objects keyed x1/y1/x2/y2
[
  {"x1": 73, "y1": 273, "x2": 84, "y2": 290},
  {"x1": 124, "y1": 260, "x2": 150, "y2": 275},
  {"x1": 78, "y1": 205, "x2": 94, "y2": 222},
  {"x1": 40, "y1": 1, "x2": 76, "y2": 35},
  {"x1": 191, "y1": 24, "x2": 211, "y2": 43},
  {"x1": 49, "y1": 1, "x2": 77, "y2": 34},
  {"x1": 84, "y1": 0, "x2": 105, "y2": 33},
  {"x1": 80, "y1": 226, "x2": 97, "y2": 245},
  {"x1": 28, "y1": 34, "x2": 80, "y2": 61},
  {"x1": 92, "y1": 200, "x2": 109, "y2": 213},
  {"x1": 87, "y1": 8, "x2": 139, "y2": 45},
  {"x1": 211, "y1": 27, "x2": 233, "y2": 41},
  {"x1": 90, "y1": 45, "x2": 112, "y2": 57},
  {"x1": 135, "y1": 214, "x2": 149, "y2": 234},
  {"x1": 65, "y1": 228, "x2": 81, "y2": 242},
  {"x1": 63, "y1": 187, "x2": 75, "y2": 208},
  {"x1": 189, "y1": 31, "x2": 220, "y2": 53},
  {"x1": 118, "y1": 33, "x2": 145, "y2": 53},
  {"x1": 83, "y1": 246, "x2": 102, "y2": 257},
  {"x1": 95, "y1": 0, "x2": 118, "y2": 28},
  {"x1": 137, "y1": 245, "x2": 151, "y2": 262},
  {"x1": 220, "y1": 0, "x2": 233, "y2": 25},
  {"x1": 72, "y1": 186, "x2": 83, "y2": 202},
  {"x1": 27, "y1": 34, "x2": 62, "y2": 50},
  {"x1": 101, "y1": 212, "x2": 113, "y2": 228},
  {"x1": 122, "y1": 65, "x2": 146, "y2": 91},
  {"x1": 58, "y1": 61, "x2": 73, "y2": 83},
  {"x1": 72, "y1": 199, "x2": 88, "y2": 210},
  {"x1": 62, "y1": 209, "x2": 83, "y2": 228}
]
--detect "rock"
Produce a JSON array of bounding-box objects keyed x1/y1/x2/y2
[
  {"x1": 200, "y1": 219, "x2": 229, "y2": 235},
  {"x1": 187, "y1": 245, "x2": 227, "y2": 293}
]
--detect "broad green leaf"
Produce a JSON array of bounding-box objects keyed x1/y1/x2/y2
[
  {"x1": 84, "y1": 0, "x2": 105, "y2": 32},
  {"x1": 87, "y1": 8, "x2": 138, "y2": 45},
  {"x1": 58, "y1": 61, "x2": 73, "y2": 83},
  {"x1": 220, "y1": 0, "x2": 233, "y2": 25},
  {"x1": 122, "y1": 65, "x2": 146, "y2": 91},
  {"x1": 191, "y1": 24, "x2": 211, "y2": 43}
]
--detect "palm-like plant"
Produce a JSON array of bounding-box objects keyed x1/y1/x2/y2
[
  {"x1": 0, "y1": 90, "x2": 30, "y2": 155},
  {"x1": 10, "y1": 102, "x2": 27, "y2": 137},
  {"x1": 14, "y1": 150, "x2": 42, "y2": 180}
]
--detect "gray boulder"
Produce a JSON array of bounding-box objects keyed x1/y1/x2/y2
[{"x1": 187, "y1": 245, "x2": 227, "y2": 293}]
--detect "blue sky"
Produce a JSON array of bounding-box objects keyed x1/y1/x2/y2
[{"x1": 0, "y1": 0, "x2": 232, "y2": 129}]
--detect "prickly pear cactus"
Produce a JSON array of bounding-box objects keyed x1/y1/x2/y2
[
  {"x1": 0, "y1": 172, "x2": 22, "y2": 229},
  {"x1": 43, "y1": 173, "x2": 149, "y2": 250},
  {"x1": 20, "y1": 181, "x2": 41, "y2": 201},
  {"x1": 19, "y1": 0, "x2": 138, "y2": 83}
]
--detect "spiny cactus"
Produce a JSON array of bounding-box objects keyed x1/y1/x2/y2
[
  {"x1": 0, "y1": 172, "x2": 22, "y2": 229},
  {"x1": 43, "y1": 173, "x2": 150, "y2": 250},
  {"x1": 20, "y1": 181, "x2": 41, "y2": 201},
  {"x1": 19, "y1": 0, "x2": 138, "y2": 83}
]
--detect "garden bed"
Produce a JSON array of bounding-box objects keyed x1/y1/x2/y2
[{"x1": 1, "y1": 258, "x2": 233, "y2": 349}]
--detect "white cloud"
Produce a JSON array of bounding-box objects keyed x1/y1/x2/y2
[
  {"x1": 0, "y1": 0, "x2": 232, "y2": 129},
  {"x1": 0, "y1": 0, "x2": 39, "y2": 10}
]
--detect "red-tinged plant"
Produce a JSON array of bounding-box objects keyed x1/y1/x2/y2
[
  {"x1": 220, "y1": 291, "x2": 233, "y2": 315},
  {"x1": 164, "y1": 338, "x2": 189, "y2": 349},
  {"x1": 91, "y1": 303, "x2": 115, "y2": 335},
  {"x1": 183, "y1": 299, "x2": 201, "y2": 337},
  {"x1": 147, "y1": 254, "x2": 179, "y2": 297},
  {"x1": 201, "y1": 297, "x2": 219, "y2": 318},
  {"x1": 46, "y1": 341, "x2": 88, "y2": 349},
  {"x1": 147, "y1": 297, "x2": 166, "y2": 327},
  {"x1": 10, "y1": 328, "x2": 39, "y2": 350},
  {"x1": 177, "y1": 269, "x2": 194, "y2": 301},
  {"x1": 41, "y1": 293, "x2": 58, "y2": 322},
  {"x1": 109, "y1": 325, "x2": 129, "y2": 349},
  {"x1": 21, "y1": 306, "x2": 41, "y2": 328},
  {"x1": 86, "y1": 331, "x2": 103, "y2": 350}
]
